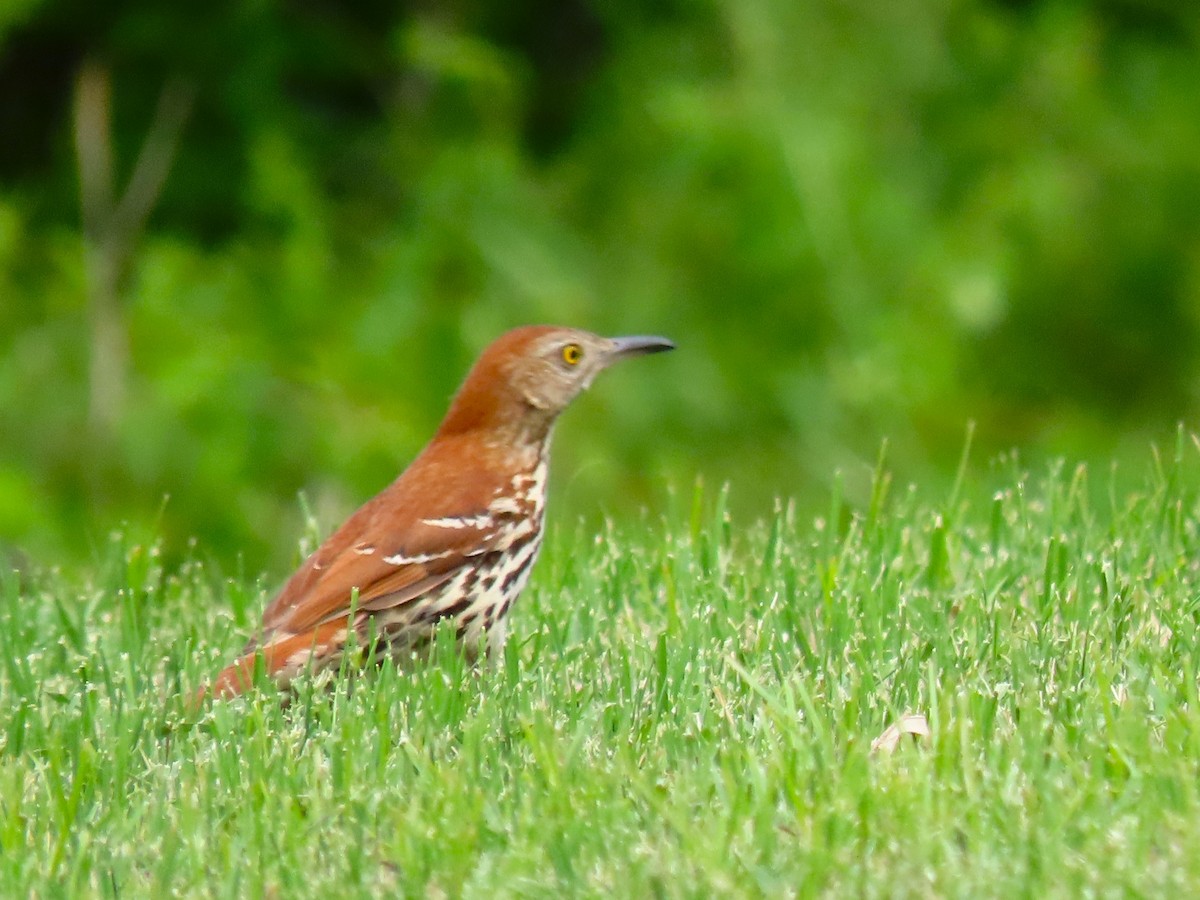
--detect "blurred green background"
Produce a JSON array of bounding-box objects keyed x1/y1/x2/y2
[{"x1": 1, "y1": 0, "x2": 1198, "y2": 571}]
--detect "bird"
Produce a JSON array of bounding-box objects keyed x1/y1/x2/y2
[{"x1": 202, "y1": 325, "x2": 674, "y2": 698}]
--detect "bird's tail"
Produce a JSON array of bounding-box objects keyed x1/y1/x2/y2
[{"x1": 192, "y1": 620, "x2": 350, "y2": 706}]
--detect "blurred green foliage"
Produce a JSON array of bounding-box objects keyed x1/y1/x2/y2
[{"x1": 1, "y1": 0, "x2": 1198, "y2": 570}]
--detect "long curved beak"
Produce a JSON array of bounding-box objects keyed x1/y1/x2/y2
[{"x1": 607, "y1": 335, "x2": 676, "y2": 363}]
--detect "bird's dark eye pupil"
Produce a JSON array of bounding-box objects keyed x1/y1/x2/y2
[{"x1": 563, "y1": 344, "x2": 582, "y2": 365}]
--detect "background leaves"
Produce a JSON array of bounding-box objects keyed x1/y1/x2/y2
[{"x1": 1, "y1": 0, "x2": 1198, "y2": 568}]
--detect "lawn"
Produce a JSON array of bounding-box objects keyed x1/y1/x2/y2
[{"x1": 3, "y1": 439, "x2": 1200, "y2": 896}]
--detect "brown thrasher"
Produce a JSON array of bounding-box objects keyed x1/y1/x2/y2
[{"x1": 204, "y1": 325, "x2": 674, "y2": 698}]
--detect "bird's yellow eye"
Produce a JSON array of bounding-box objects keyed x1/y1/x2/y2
[{"x1": 561, "y1": 343, "x2": 583, "y2": 366}]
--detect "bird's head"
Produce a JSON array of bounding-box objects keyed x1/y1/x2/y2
[{"x1": 436, "y1": 325, "x2": 675, "y2": 445}]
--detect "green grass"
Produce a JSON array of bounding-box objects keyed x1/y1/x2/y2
[{"x1": 5, "y1": 440, "x2": 1200, "y2": 896}]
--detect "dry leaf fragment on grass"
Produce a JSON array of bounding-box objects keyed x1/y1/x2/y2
[
  {"x1": 870, "y1": 713, "x2": 931, "y2": 754},
  {"x1": 1147, "y1": 613, "x2": 1172, "y2": 649}
]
